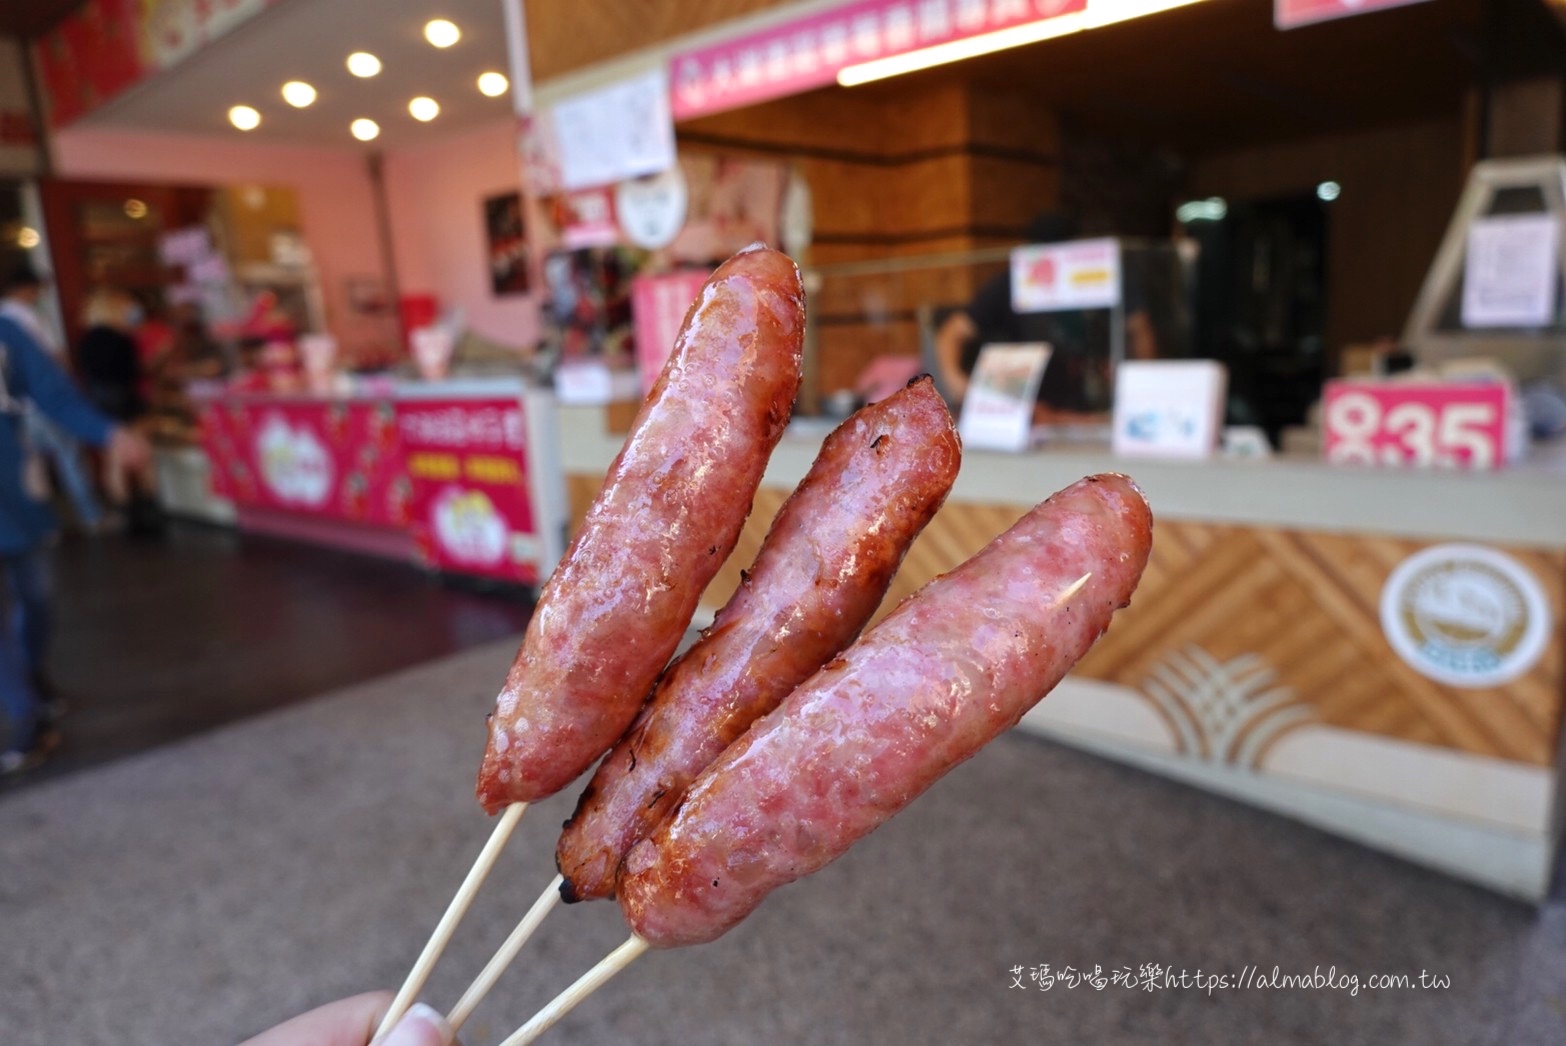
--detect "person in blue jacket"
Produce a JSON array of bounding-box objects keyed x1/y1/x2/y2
[{"x1": 0, "y1": 311, "x2": 149, "y2": 775}]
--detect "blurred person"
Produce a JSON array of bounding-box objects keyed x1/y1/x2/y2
[
  {"x1": 933, "y1": 212, "x2": 1160, "y2": 424},
  {"x1": 0, "y1": 309, "x2": 150, "y2": 775},
  {"x1": 242, "y1": 994, "x2": 454, "y2": 1046},
  {"x1": 77, "y1": 288, "x2": 147, "y2": 423},
  {"x1": 76, "y1": 288, "x2": 164, "y2": 534},
  {"x1": 0, "y1": 264, "x2": 103, "y2": 532}
]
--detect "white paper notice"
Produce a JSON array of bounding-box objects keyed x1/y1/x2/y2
[
  {"x1": 1112, "y1": 360, "x2": 1228, "y2": 460},
  {"x1": 550, "y1": 68, "x2": 676, "y2": 192},
  {"x1": 958, "y1": 343, "x2": 1051, "y2": 452},
  {"x1": 1461, "y1": 214, "x2": 1561, "y2": 328},
  {"x1": 1011, "y1": 238, "x2": 1121, "y2": 313}
]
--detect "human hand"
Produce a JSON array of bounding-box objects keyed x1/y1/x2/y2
[
  {"x1": 107, "y1": 425, "x2": 153, "y2": 472},
  {"x1": 239, "y1": 991, "x2": 455, "y2": 1046}
]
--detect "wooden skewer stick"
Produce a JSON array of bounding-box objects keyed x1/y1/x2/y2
[
  {"x1": 497, "y1": 935, "x2": 650, "y2": 1046},
  {"x1": 371, "y1": 801, "x2": 528, "y2": 1044},
  {"x1": 445, "y1": 873, "x2": 565, "y2": 1032}
]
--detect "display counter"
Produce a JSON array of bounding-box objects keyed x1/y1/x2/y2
[
  {"x1": 560, "y1": 403, "x2": 1566, "y2": 900},
  {"x1": 187, "y1": 379, "x2": 566, "y2": 587}
]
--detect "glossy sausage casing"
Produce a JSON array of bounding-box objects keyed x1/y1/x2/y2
[
  {"x1": 556, "y1": 377, "x2": 960, "y2": 901},
  {"x1": 476, "y1": 246, "x2": 805, "y2": 812},
  {"x1": 618, "y1": 474, "x2": 1153, "y2": 947}
]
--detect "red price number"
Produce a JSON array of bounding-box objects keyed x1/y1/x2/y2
[{"x1": 1322, "y1": 381, "x2": 1508, "y2": 470}]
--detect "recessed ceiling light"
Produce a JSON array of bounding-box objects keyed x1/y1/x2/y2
[
  {"x1": 124, "y1": 199, "x2": 148, "y2": 219},
  {"x1": 477, "y1": 71, "x2": 508, "y2": 97},
  {"x1": 346, "y1": 52, "x2": 381, "y2": 77},
  {"x1": 281, "y1": 81, "x2": 317, "y2": 107},
  {"x1": 17, "y1": 226, "x2": 40, "y2": 249},
  {"x1": 351, "y1": 118, "x2": 381, "y2": 142},
  {"x1": 1317, "y1": 180, "x2": 1341, "y2": 202},
  {"x1": 425, "y1": 19, "x2": 460, "y2": 48},
  {"x1": 228, "y1": 105, "x2": 261, "y2": 130},
  {"x1": 408, "y1": 97, "x2": 440, "y2": 122}
]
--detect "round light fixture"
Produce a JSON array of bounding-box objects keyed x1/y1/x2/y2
[
  {"x1": 17, "y1": 226, "x2": 40, "y2": 249},
  {"x1": 281, "y1": 81, "x2": 317, "y2": 107},
  {"x1": 346, "y1": 52, "x2": 382, "y2": 77},
  {"x1": 1317, "y1": 180, "x2": 1341, "y2": 202},
  {"x1": 228, "y1": 104, "x2": 261, "y2": 130},
  {"x1": 477, "y1": 71, "x2": 509, "y2": 97},
  {"x1": 124, "y1": 199, "x2": 149, "y2": 220},
  {"x1": 425, "y1": 19, "x2": 460, "y2": 47},
  {"x1": 351, "y1": 118, "x2": 381, "y2": 142},
  {"x1": 409, "y1": 96, "x2": 440, "y2": 122}
]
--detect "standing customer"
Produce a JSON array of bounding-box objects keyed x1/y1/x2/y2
[
  {"x1": 0, "y1": 265, "x2": 103, "y2": 532},
  {"x1": 0, "y1": 311, "x2": 150, "y2": 775},
  {"x1": 76, "y1": 288, "x2": 162, "y2": 533}
]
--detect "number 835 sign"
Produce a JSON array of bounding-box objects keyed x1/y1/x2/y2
[{"x1": 1323, "y1": 381, "x2": 1510, "y2": 470}]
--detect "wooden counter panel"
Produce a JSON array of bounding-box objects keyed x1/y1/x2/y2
[{"x1": 564, "y1": 468, "x2": 1564, "y2": 768}]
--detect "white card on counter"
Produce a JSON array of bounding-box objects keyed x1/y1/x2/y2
[
  {"x1": 1461, "y1": 214, "x2": 1561, "y2": 328},
  {"x1": 958, "y1": 343, "x2": 1051, "y2": 452},
  {"x1": 1112, "y1": 360, "x2": 1227, "y2": 460}
]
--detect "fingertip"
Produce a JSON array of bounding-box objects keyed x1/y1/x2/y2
[{"x1": 381, "y1": 1002, "x2": 454, "y2": 1046}]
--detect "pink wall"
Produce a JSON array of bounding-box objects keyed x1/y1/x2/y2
[
  {"x1": 381, "y1": 118, "x2": 540, "y2": 349},
  {"x1": 52, "y1": 125, "x2": 387, "y2": 352}
]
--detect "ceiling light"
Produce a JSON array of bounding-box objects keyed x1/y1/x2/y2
[
  {"x1": 424, "y1": 19, "x2": 460, "y2": 48},
  {"x1": 17, "y1": 227, "x2": 40, "y2": 249},
  {"x1": 347, "y1": 52, "x2": 381, "y2": 77},
  {"x1": 281, "y1": 81, "x2": 317, "y2": 107},
  {"x1": 409, "y1": 96, "x2": 440, "y2": 122},
  {"x1": 124, "y1": 199, "x2": 148, "y2": 219},
  {"x1": 351, "y1": 118, "x2": 381, "y2": 142},
  {"x1": 1317, "y1": 181, "x2": 1341, "y2": 202},
  {"x1": 228, "y1": 105, "x2": 261, "y2": 130},
  {"x1": 477, "y1": 71, "x2": 509, "y2": 97},
  {"x1": 1176, "y1": 198, "x2": 1227, "y2": 224}
]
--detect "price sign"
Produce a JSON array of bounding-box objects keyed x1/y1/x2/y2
[{"x1": 1322, "y1": 381, "x2": 1509, "y2": 470}]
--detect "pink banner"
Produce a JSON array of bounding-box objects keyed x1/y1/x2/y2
[
  {"x1": 1322, "y1": 381, "x2": 1510, "y2": 471},
  {"x1": 1275, "y1": 0, "x2": 1432, "y2": 30},
  {"x1": 200, "y1": 398, "x2": 409, "y2": 525},
  {"x1": 397, "y1": 398, "x2": 541, "y2": 584},
  {"x1": 631, "y1": 270, "x2": 711, "y2": 394},
  {"x1": 670, "y1": 0, "x2": 1085, "y2": 120}
]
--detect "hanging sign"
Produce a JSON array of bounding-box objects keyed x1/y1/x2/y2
[{"x1": 670, "y1": 0, "x2": 1086, "y2": 120}]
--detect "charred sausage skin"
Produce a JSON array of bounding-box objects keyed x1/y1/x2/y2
[
  {"x1": 556, "y1": 377, "x2": 960, "y2": 901},
  {"x1": 618, "y1": 473, "x2": 1153, "y2": 947},
  {"x1": 476, "y1": 245, "x2": 805, "y2": 812}
]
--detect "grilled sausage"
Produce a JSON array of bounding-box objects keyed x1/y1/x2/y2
[
  {"x1": 618, "y1": 474, "x2": 1152, "y2": 947},
  {"x1": 476, "y1": 245, "x2": 805, "y2": 812},
  {"x1": 556, "y1": 377, "x2": 960, "y2": 901}
]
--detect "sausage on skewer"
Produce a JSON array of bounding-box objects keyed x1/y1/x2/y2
[
  {"x1": 619, "y1": 473, "x2": 1153, "y2": 947},
  {"x1": 476, "y1": 245, "x2": 805, "y2": 812},
  {"x1": 556, "y1": 376, "x2": 961, "y2": 901}
]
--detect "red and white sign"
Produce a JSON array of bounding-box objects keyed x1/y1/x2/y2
[
  {"x1": 200, "y1": 398, "x2": 408, "y2": 524},
  {"x1": 1275, "y1": 0, "x2": 1433, "y2": 31},
  {"x1": 670, "y1": 0, "x2": 1085, "y2": 120},
  {"x1": 397, "y1": 398, "x2": 541, "y2": 584},
  {"x1": 1011, "y1": 237, "x2": 1121, "y2": 313},
  {"x1": 560, "y1": 187, "x2": 620, "y2": 249},
  {"x1": 1322, "y1": 381, "x2": 1509, "y2": 471},
  {"x1": 632, "y1": 270, "x2": 711, "y2": 395}
]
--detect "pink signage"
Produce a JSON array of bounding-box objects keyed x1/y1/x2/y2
[
  {"x1": 397, "y1": 398, "x2": 541, "y2": 585},
  {"x1": 670, "y1": 0, "x2": 1085, "y2": 120},
  {"x1": 632, "y1": 270, "x2": 711, "y2": 395},
  {"x1": 199, "y1": 397, "x2": 408, "y2": 524},
  {"x1": 1322, "y1": 381, "x2": 1510, "y2": 471},
  {"x1": 1275, "y1": 0, "x2": 1432, "y2": 30}
]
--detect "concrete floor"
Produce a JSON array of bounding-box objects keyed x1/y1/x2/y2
[{"x1": 2, "y1": 632, "x2": 1564, "y2": 1045}]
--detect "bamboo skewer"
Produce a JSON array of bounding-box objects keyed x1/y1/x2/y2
[
  {"x1": 497, "y1": 935, "x2": 650, "y2": 1046},
  {"x1": 445, "y1": 873, "x2": 565, "y2": 1032},
  {"x1": 371, "y1": 801, "x2": 528, "y2": 1043}
]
